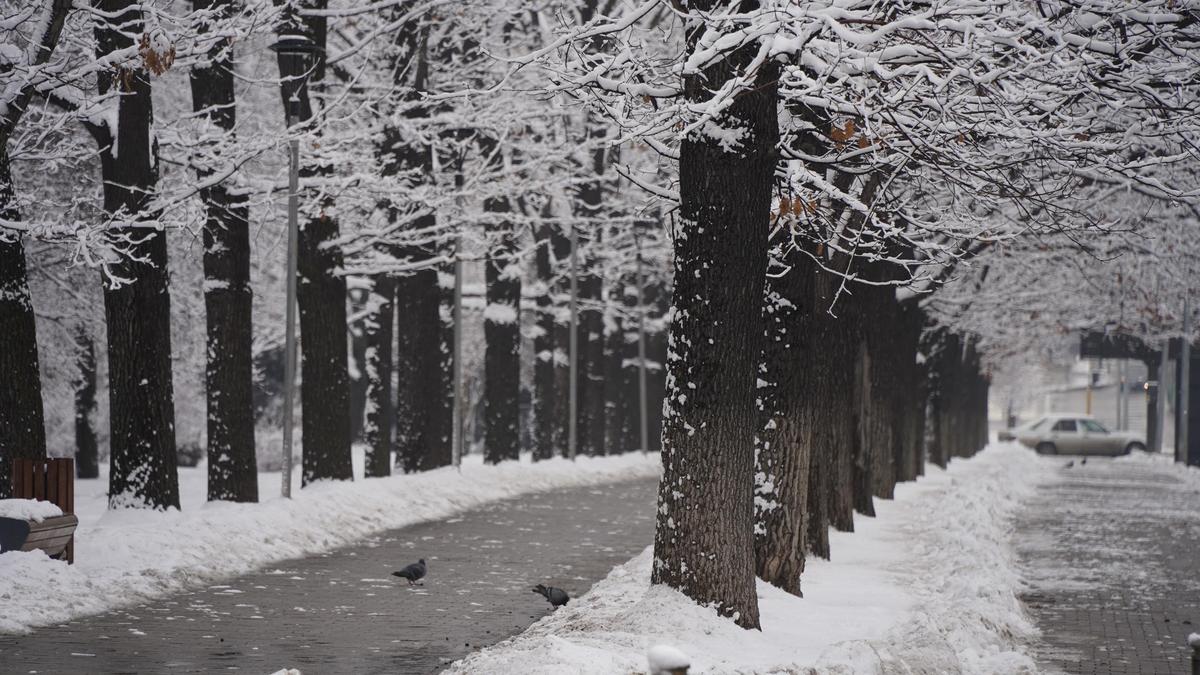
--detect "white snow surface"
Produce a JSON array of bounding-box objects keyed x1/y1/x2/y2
[
  {"x1": 0, "y1": 451, "x2": 660, "y2": 635},
  {"x1": 446, "y1": 443, "x2": 1051, "y2": 675},
  {"x1": 0, "y1": 499, "x2": 64, "y2": 522}
]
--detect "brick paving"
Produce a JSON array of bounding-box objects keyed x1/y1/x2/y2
[
  {"x1": 1016, "y1": 457, "x2": 1200, "y2": 674},
  {"x1": 0, "y1": 477, "x2": 658, "y2": 674}
]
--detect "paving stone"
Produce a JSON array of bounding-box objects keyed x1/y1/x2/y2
[{"x1": 1016, "y1": 458, "x2": 1200, "y2": 675}]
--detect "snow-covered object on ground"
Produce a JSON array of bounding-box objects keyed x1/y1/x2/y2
[
  {"x1": 647, "y1": 644, "x2": 691, "y2": 674},
  {"x1": 0, "y1": 451, "x2": 659, "y2": 634},
  {"x1": 0, "y1": 499, "x2": 63, "y2": 522},
  {"x1": 446, "y1": 443, "x2": 1050, "y2": 674},
  {"x1": 1188, "y1": 632, "x2": 1200, "y2": 648}
]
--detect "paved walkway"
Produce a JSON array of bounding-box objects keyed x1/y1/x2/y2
[
  {"x1": 0, "y1": 477, "x2": 658, "y2": 674},
  {"x1": 1016, "y1": 456, "x2": 1200, "y2": 674}
]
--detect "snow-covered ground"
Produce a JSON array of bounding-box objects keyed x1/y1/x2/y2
[
  {"x1": 447, "y1": 443, "x2": 1054, "y2": 675},
  {"x1": 0, "y1": 450, "x2": 660, "y2": 634}
]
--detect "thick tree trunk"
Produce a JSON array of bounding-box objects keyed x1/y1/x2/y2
[
  {"x1": 394, "y1": 254, "x2": 452, "y2": 471},
  {"x1": 95, "y1": 0, "x2": 179, "y2": 510},
  {"x1": 603, "y1": 280, "x2": 639, "y2": 454},
  {"x1": 852, "y1": 339, "x2": 875, "y2": 517},
  {"x1": 0, "y1": 231, "x2": 46, "y2": 499},
  {"x1": 276, "y1": 0, "x2": 353, "y2": 486},
  {"x1": 531, "y1": 224, "x2": 561, "y2": 460},
  {"x1": 753, "y1": 246, "x2": 814, "y2": 596},
  {"x1": 363, "y1": 275, "x2": 395, "y2": 477},
  {"x1": 74, "y1": 329, "x2": 100, "y2": 480},
  {"x1": 483, "y1": 194, "x2": 520, "y2": 464},
  {"x1": 192, "y1": 0, "x2": 257, "y2": 502},
  {"x1": 650, "y1": 27, "x2": 778, "y2": 628},
  {"x1": 576, "y1": 249, "x2": 607, "y2": 456}
]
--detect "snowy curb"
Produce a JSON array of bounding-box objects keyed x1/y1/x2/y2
[
  {"x1": 445, "y1": 443, "x2": 1052, "y2": 674},
  {"x1": 0, "y1": 453, "x2": 660, "y2": 635}
]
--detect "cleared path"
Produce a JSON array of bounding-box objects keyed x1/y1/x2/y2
[
  {"x1": 0, "y1": 477, "x2": 658, "y2": 674},
  {"x1": 1016, "y1": 456, "x2": 1200, "y2": 674}
]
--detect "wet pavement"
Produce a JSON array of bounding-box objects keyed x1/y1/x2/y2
[
  {"x1": 0, "y1": 477, "x2": 658, "y2": 674},
  {"x1": 1016, "y1": 456, "x2": 1200, "y2": 674}
]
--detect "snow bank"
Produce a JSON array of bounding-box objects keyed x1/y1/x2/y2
[
  {"x1": 446, "y1": 443, "x2": 1051, "y2": 674},
  {"x1": 1115, "y1": 449, "x2": 1200, "y2": 485},
  {"x1": 0, "y1": 499, "x2": 63, "y2": 522},
  {"x1": 0, "y1": 452, "x2": 660, "y2": 635}
]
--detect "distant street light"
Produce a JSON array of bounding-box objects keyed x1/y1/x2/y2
[{"x1": 271, "y1": 33, "x2": 322, "y2": 499}]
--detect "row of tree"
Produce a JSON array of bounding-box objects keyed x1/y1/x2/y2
[
  {"x1": 3, "y1": 0, "x2": 1199, "y2": 634},
  {"x1": 519, "y1": 0, "x2": 1200, "y2": 628},
  {"x1": 0, "y1": 0, "x2": 672, "y2": 505}
]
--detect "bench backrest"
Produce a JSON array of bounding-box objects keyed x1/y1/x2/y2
[{"x1": 11, "y1": 457, "x2": 75, "y2": 514}]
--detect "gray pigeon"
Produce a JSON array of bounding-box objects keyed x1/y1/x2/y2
[
  {"x1": 392, "y1": 559, "x2": 427, "y2": 585},
  {"x1": 533, "y1": 584, "x2": 569, "y2": 608}
]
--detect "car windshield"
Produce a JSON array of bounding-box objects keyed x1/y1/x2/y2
[
  {"x1": 1028, "y1": 418, "x2": 1049, "y2": 430},
  {"x1": 1081, "y1": 419, "x2": 1108, "y2": 433}
]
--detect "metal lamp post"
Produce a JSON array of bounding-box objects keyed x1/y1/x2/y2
[
  {"x1": 635, "y1": 226, "x2": 649, "y2": 455},
  {"x1": 568, "y1": 223, "x2": 579, "y2": 461},
  {"x1": 271, "y1": 34, "x2": 321, "y2": 498}
]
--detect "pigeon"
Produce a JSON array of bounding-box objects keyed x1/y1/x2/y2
[
  {"x1": 532, "y1": 584, "x2": 569, "y2": 608},
  {"x1": 392, "y1": 559, "x2": 427, "y2": 586},
  {"x1": 1080, "y1": 457, "x2": 1087, "y2": 465},
  {"x1": 1063, "y1": 460, "x2": 1075, "y2": 468}
]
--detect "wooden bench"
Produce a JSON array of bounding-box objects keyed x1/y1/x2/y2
[
  {"x1": 0, "y1": 513, "x2": 79, "y2": 560},
  {"x1": 4, "y1": 458, "x2": 76, "y2": 563}
]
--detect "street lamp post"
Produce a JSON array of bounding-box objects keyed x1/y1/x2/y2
[
  {"x1": 568, "y1": 223, "x2": 579, "y2": 461},
  {"x1": 271, "y1": 34, "x2": 321, "y2": 498},
  {"x1": 1180, "y1": 295, "x2": 1192, "y2": 464},
  {"x1": 635, "y1": 226, "x2": 648, "y2": 456}
]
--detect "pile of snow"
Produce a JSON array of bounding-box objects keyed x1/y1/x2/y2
[
  {"x1": 1116, "y1": 449, "x2": 1200, "y2": 484},
  {"x1": 446, "y1": 443, "x2": 1051, "y2": 674},
  {"x1": 0, "y1": 451, "x2": 659, "y2": 634},
  {"x1": 0, "y1": 499, "x2": 64, "y2": 522}
]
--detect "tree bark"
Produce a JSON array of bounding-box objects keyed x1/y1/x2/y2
[
  {"x1": 852, "y1": 339, "x2": 875, "y2": 517},
  {"x1": 74, "y1": 329, "x2": 100, "y2": 480},
  {"x1": 94, "y1": 0, "x2": 180, "y2": 510},
  {"x1": 483, "y1": 190, "x2": 520, "y2": 464},
  {"x1": 650, "y1": 24, "x2": 778, "y2": 627},
  {"x1": 363, "y1": 275, "x2": 395, "y2": 477},
  {"x1": 192, "y1": 0, "x2": 257, "y2": 502},
  {"x1": 753, "y1": 245, "x2": 814, "y2": 595},
  {"x1": 0, "y1": 231, "x2": 46, "y2": 499},
  {"x1": 531, "y1": 223, "x2": 562, "y2": 460},
  {"x1": 576, "y1": 238, "x2": 607, "y2": 456}
]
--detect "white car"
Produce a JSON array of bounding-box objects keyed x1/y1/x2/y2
[{"x1": 1008, "y1": 414, "x2": 1147, "y2": 456}]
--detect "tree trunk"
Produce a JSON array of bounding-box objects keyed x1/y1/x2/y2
[
  {"x1": 531, "y1": 224, "x2": 561, "y2": 460},
  {"x1": 852, "y1": 339, "x2": 875, "y2": 517},
  {"x1": 95, "y1": 0, "x2": 179, "y2": 510},
  {"x1": 75, "y1": 329, "x2": 100, "y2": 480},
  {"x1": 0, "y1": 231, "x2": 46, "y2": 499},
  {"x1": 650, "y1": 28, "x2": 778, "y2": 628},
  {"x1": 276, "y1": 0, "x2": 353, "y2": 486},
  {"x1": 192, "y1": 0, "x2": 257, "y2": 502},
  {"x1": 483, "y1": 193, "x2": 520, "y2": 464},
  {"x1": 576, "y1": 244, "x2": 607, "y2": 457},
  {"x1": 754, "y1": 246, "x2": 814, "y2": 596},
  {"x1": 363, "y1": 275, "x2": 395, "y2": 477}
]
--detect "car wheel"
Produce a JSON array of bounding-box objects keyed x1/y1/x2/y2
[
  {"x1": 1036, "y1": 442, "x2": 1057, "y2": 455},
  {"x1": 1124, "y1": 442, "x2": 1146, "y2": 455}
]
